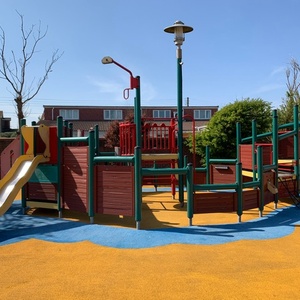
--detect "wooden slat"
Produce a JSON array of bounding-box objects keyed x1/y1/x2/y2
[
  {"x1": 95, "y1": 165, "x2": 134, "y2": 216},
  {"x1": 63, "y1": 146, "x2": 88, "y2": 212}
]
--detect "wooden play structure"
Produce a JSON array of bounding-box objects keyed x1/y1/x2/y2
[{"x1": 1, "y1": 105, "x2": 300, "y2": 229}]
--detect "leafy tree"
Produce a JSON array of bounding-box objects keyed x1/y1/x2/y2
[
  {"x1": 186, "y1": 98, "x2": 272, "y2": 160},
  {"x1": 278, "y1": 58, "x2": 300, "y2": 124},
  {"x1": 104, "y1": 120, "x2": 120, "y2": 148},
  {"x1": 104, "y1": 114, "x2": 134, "y2": 148},
  {"x1": 0, "y1": 12, "x2": 63, "y2": 128}
]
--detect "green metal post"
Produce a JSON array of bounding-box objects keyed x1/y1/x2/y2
[
  {"x1": 64, "y1": 120, "x2": 69, "y2": 136},
  {"x1": 206, "y1": 146, "x2": 210, "y2": 184},
  {"x1": 186, "y1": 163, "x2": 194, "y2": 226},
  {"x1": 236, "y1": 162, "x2": 243, "y2": 222},
  {"x1": 257, "y1": 146, "x2": 264, "y2": 217},
  {"x1": 20, "y1": 119, "x2": 26, "y2": 214},
  {"x1": 134, "y1": 76, "x2": 142, "y2": 148},
  {"x1": 94, "y1": 124, "x2": 99, "y2": 155},
  {"x1": 134, "y1": 146, "x2": 142, "y2": 229},
  {"x1": 68, "y1": 122, "x2": 73, "y2": 137},
  {"x1": 293, "y1": 105, "x2": 299, "y2": 196},
  {"x1": 236, "y1": 122, "x2": 241, "y2": 163},
  {"x1": 134, "y1": 78, "x2": 142, "y2": 229},
  {"x1": 272, "y1": 109, "x2": 279, "y2": 208},
  {"x1": 177, "y1": 50, "x2": 184, "y2": 205},
  {"x1": 88, "y1": 130, "x2": 95, "y2": 223},
  {"x1": 57, "y1": 116, "x2": 63, "y2": 217}
]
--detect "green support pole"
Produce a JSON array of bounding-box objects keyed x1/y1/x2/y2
[
  {"x1": 206, "y1": 146, "x2": 210, "y2": 184},
  {"x1": 88, "y1": 130, "x2": 95, "y2": 223},
  {"x1": 57, "y1": 116, "x2": 63, "y2": 217},
  {"x1": 236, "y1": 162, "x2": 243, "y2": 222},
  {"x1": 252, "y1": 119, "x2": 257, "y2": 180},
  {"x1": 134, "y1": 76, "x2": 142, "y2": 148},
  {"x1": 272, "y1": 109, "x2": 279, "y2": 208},
  {"x1": 68, "y1": 122, "x2": 73, "y2": 137},
  {"x1": 257, "y1": 146, "x2": 264, "y2": 217},
  {"x1": 293, "y1": 105, "x2": 299, "y2": 196},
  {"x1": 174, "y1": 48, "x2": 184, "y2": 205},
  {"x1": 94, "y1": 124, "x2": 99, "y2": 155},
  {"x1": 236, "y1": 122, "x2": 241, "y2": 163},
  {"x1": 20, "y1": 119, "x2": 26, "y2": 214},
  {"x1": 64, "y1": 120, "x2": 69, "y2": 136},
  {"x1": 134, "y1": 77, "x2": 142, "y2": 229},
  {"x1": 186, "y1": 163, "x2": 194, "y2": 226},
  {"x1": 134, "y1": 146, "x2": 142, "y2": 229}
]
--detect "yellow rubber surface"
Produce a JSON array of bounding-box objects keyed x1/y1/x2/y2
[
  {"x1": 1, "y1": 192, "x2": 299, "y2": 299},
  {"x1": 1, "y1": 231, "x2": 300, "y2": 300}
]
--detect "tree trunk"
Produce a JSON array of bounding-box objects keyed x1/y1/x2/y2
[{"x1": 15, "y1": 95, "x2": 24, "y2": 128}]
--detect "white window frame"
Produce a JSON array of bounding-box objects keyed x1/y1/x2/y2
[
  {"x1": 153, "y1": 110, "x2": 171, "y2": 118},
  {"x1": 59, "y1": 109, "x2": 79, "y2": 120},
  {"x1": 104, "y1": 110, "x2": 123, "y2": 120},
  {"x1": 194, "y1": 110, "x2": 211, "y2": 120}
]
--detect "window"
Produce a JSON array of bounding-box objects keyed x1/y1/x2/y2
[
  {"x1": 59, "y1": 109, "x2": 79, "y2": 120},
  {"x1": 194, "y1": 110, "x2": 211, "y2": 120},
  {"x1": 153, "y1": 110, "x2": 171, "y2": 118},
  {"x1": 104, "y1": 110, "x2": 123, "y2": 120}
]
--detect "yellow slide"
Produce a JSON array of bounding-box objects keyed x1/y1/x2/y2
[
  {"x1": 0, "y1": 124, "x2": 51, "y2": 216},
  {"x1": 0, "y1": 154, "x2": 49, "y2": 216}
]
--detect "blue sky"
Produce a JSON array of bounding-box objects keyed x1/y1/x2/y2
[{"x1": 0, "y1": 0, "x2": 299, "y2": 128}]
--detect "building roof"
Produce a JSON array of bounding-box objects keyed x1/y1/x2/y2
[{"x1": 43, "y1": 105, "x2": 219, "y2": 110}]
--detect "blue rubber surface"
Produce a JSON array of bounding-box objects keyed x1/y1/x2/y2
[{"x1": 1, "y1": 201, "x2": 300, "y2": 249}]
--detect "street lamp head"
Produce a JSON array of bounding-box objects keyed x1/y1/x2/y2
[
  {"x1": 101, "y1": 56, "x2": 114, "y2": 64},
  {"x1": 164, "y1": 20, "x2": 193, "y2": 47}
]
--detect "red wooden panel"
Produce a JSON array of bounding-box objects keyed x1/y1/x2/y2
[
  {"x1": 95, "y1": 165, "x2": 134, "y2": 216},
  {"x1": 0, "y1": 136, "x2": 20, "y2": 178},
  {"x1": 48, "y1": 126, "x2": 58, "y2": 164},
  {"x1": 210, "y1": 164, "x2": 236, "y2": 184},
  {"x1": 240, "y1": 144, "x2": 273, "y2": 171},
  {"x1": 194, "y1": 171, "x2": 206, "y2": 184},
  {"x1": 63, "y1": 146, "x2": 88, "y2": 212},
  {"x1": 240, "y1": 144, "x2": 253, "y2": 170},
  {"x1": 35, "y1": 127, "x2": 46, "y2": 155},
  {"x1": 27, "y1": 182, "x2": 57, "y2": 201},
  {"x1": 241, "y1": 189, "x2": 259, "y2": 210},
  {"x1": 193, "y1": 191, "x2": 235, "y2": 213},
  {"x1": 278, "y1": 178, "x2": 296, "y2": 198},
  {"x1": 278, "y1": 132, "x2": 299, "y2": 159}
]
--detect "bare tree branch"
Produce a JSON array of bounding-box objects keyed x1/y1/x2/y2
[
  {"x1": 278, "y1": 58, "x2": 300, "y2": 124},
  {"x1": 24, "y1": 49, "x2": 63, "y2": 104},
  {"x1": 0, "y1": 11, "x2": 63, "y2": 127}
]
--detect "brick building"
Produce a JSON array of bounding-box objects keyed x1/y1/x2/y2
[{"x1": 39, "y1": 105, "x2": 219, "y2": 138}]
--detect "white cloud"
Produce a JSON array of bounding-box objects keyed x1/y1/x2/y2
[
  {"x1": 86, "y1": 74, "x2": 159, "y2": 105},
  {"x1": 87, "y1": 76, "x2": 123, "y2": 94},
  {"x1": 255, "y1": 83, "x2": 285, "y2": 94},
  {"x1": 270, "y1": 66, "x2": 286, "y2": 77}
]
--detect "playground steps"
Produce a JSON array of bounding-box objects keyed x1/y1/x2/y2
[{"x1": 26, "y1": 200, "x2": 58, "y2": 210}]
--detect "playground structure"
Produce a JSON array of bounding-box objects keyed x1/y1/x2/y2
[{"x1": 0, "y1": 105, "x2": 300, "y2": 228}]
